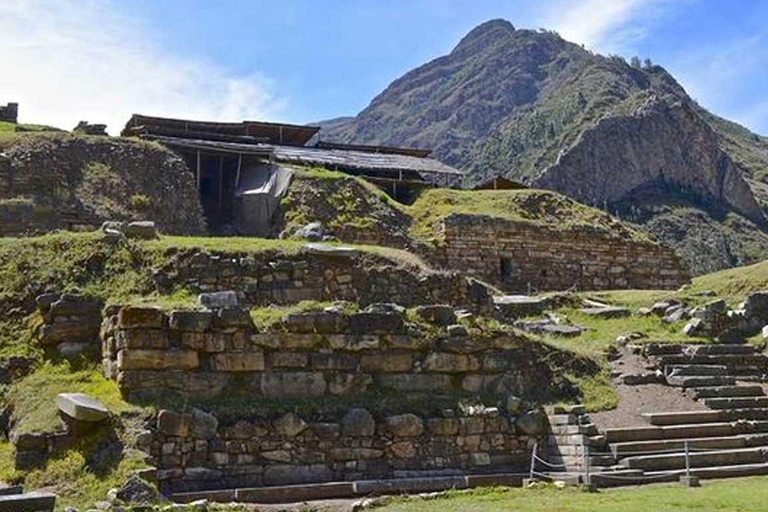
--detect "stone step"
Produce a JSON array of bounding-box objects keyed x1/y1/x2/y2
[
  {"x1": 688, "y1": 385, "x2": 765, "y2": 399},
  {"x1": 588, "y1": 469, "x2": 648, "y2": 488},
  {"x1": 666, "y1": 375, "x2": 736, "y2": 388},
  {"x1": 547, "y1": 433, "x2": 604, "y2": 447},
  {"x1": 605, "y1": 420, "x2": 768, "y2": 443},
  {"x1": 171, "y1": 473, "x2": 527, "y2": 504},
  {"x1": 0, "y1": 492, "x2": 56, "y2": 512},
  {"x1": 619, "y1": 446, "x2": 768, "y2": 471},
  {"x1": 666, "y1": 365, "x2": 729, "y2": 376},
  {"x1": 548, "y1": 414, "x2": 580, "y2": 426},
  {"x1": 549, "y1": 424, "x2": 598, "y2": 436},
  {"x1": 644, "y1": 408, "x2": 768, "y2": 426},
  {"x1": 644, "y1": 462, "x2": 768, "y2": 480},
  {"x1": 657, "y1": 354, "x2": 768, "y2": 367},
  {"x1": 545, "y1": 404, "x2": 586, "y2": 415},
  {"x1": 611, "y1": 433, "x2": 768, "y2": 456},
  {"x1": 704, "y1": 397, "x2": 768, "y2": 409},
  {"x1": 548, "y1": 454, "x2": 616, "y2": 468},
  {"x1": 645, "y1": 344, "x2": 759, "y2": 356}
]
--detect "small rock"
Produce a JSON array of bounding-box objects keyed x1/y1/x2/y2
[
  {"x1": 385, "y1": 414, "x2": 424, "y2": 437},
  {"x1": 413, "y1": 305, "x2": 457, "y2": 326},
  {"x1": 293, "y1": 221, "x2": 325, "y2": 241},
  {"x1": 636, "y1": 307, "x2": 652, "y2": 317},
  {"x1": 198, "y1": 291, "x2": 239, "y2": 310},
  {"x1": 57, "y1": 341, "x2": 91, "y2": 358},
  {"x1": 515, "y1": 410, "x2": 547, "y2": 436},
  {"x1": 447, "y1": 324, "x2": 468, "y2": 337},
  {"x1": 505, "y1": 396, "x2": 523, "y2": 415},
  {"x1": 650, "y1": 302, "x2": 672, "y2": 316}
]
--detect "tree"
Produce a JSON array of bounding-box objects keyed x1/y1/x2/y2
[
  {"x1": 630, "y1": 56, "x2": 642, "y2": 68},
  {"x1": 643, "y1": 58, "x2": 653, "y2": 69}
]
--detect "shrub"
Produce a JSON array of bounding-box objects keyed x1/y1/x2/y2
[{"x1": 130, "y1": 194, "x2": 151, "y2": 211}]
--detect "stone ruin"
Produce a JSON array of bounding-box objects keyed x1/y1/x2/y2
[{"x1": 0, "y1": 102, "x2": 18, "y2": 123}]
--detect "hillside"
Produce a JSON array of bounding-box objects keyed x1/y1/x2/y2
[{"x1": 323, "y1": 19, "x2": 768, "y2": 275}]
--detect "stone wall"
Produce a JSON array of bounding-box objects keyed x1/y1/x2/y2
[
  {"x1": 142, "y1": 405, "x2": 544, "y2": 493},
  {"x1": 0, "y1": 102, "x2": 18, "y2": 123},
  {"x1": 152, "y1": 248, "x2": 494, "y2": 312},
  {"x1": 431, "y1": 214, "x2": 690, "y2": 292},
  {"x1": 103, "y1": 304, "x2": 558, "y2": 402}
]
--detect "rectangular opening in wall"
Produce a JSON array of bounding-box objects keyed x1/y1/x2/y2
[{"x1": 500, "y1": 256, "x2": 516, "y2": 280}]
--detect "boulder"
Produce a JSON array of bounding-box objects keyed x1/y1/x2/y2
[
  {"x1": 114, "y1": 475, "x2": 160, "y2": 504},
  {"x1": 123, "y1": 221, "x2": 158, "y2": 240},
  {"x1": 413, "y1": 305, "x2": 457, "y2": 326},
  {"x1": 505, "y1": 396, "x2": 523, "y2": 415},
  {"x1": 189, "y1": 409, "x2": 219, "y2": 439},
  {"x1": 663, "y1": 305, "x2": 688, "y2": 324},
  {"x1": 385, "y1": 414, "x2": 424, "y2": 437},
  {"x1": 198, "y1": 291, "x2": 239, "y2": 310},
  {"x1": 683, "y1": 318, "x2": 704, "y2": 336},
  {"x1": 650, "y1": 302, "x2": 672, "y2": 316},
  {"x1": 744, "y1": 292, "x2": 768, "y2": 320},
  {"x1": 293, "y1": 222, "x2": 325, "y2": 241},
  {"x1": 56, "y1": 393, "x2": 109, "y2": 423},
  {"x1": 341, "y1": 408, "x2": 376, "y2": 437},
  {"x1": 515, "y1": 410, "x2": 547, "y2": 437},
  {"x1": 273, "y1": 412, "x2": 308, "y2": 437}
]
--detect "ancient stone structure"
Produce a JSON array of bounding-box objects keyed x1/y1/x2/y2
[
  {"x1": 0, "y1": 102, "x2": 18, "y2": 123},
  {"x1": 152, "y1": 248, "x2": 494, "y2": 312},
  {"x1": 35, "y1": 293, "x2": 102, "y2": 358},
  {"x1": 102, "y1": 304, "x2": 560, "y2": 401},
  {"x1": 143, "y1": 405, "x2": 541, "y2": 493},
  {"x1": 431, "y1": 214, "x2": 689, "y2": 292}
]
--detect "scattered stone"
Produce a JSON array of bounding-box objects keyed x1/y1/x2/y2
[
  {"x1": 579, "y1": 306, "x2": 630, "y2": 319},
  {"x1": 115, "y1": 474, "x2": 159, "y2": 504},
  {"x1": 621, "y1": 372, "x2": 664, "y2": 385},
  {"x1": 663, "y1": 305, "x2": 688, "y2": 324},
  {"x1": 650, "y1": 302, "x2": 672, "y2": 316},
  {"x1": 762, "y1": 325, "x2": 768, "y2": 340},
  {"x1": 446, "y1": 324, "x2": 468, "y2": 337},
  {"x1": 56, "y1": 393, "x2": 109, "y2": 423},
  {"x1": 413, "y1": 305, "x2": 457, "y2": 326},
  {"x1": 342, "y1": 408, "x2": 376, "y2": 437},
  {"x1": 197, "y1": 291, "x2": 239, "y2": 310},
  {"x1": 636, "y1": 307, "x2": 652, "y2": 317},
  {"x1": 293, "y1": 222, "x2": 325, "y2": 241},
  {"x1": 744, "y1": 292, "x2": 768, "y2": 320},
  {"x1": 123, "y1": 221, "x2": 158, "y2": 240},
  {"x1": 494, "y1": 295, "x2": 549, "y2": 318}
]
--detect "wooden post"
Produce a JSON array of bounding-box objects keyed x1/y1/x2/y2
[
  {"x1": 235, "y1": 154, "x2": 243, "y2": 191},
  {"x1": 196, "y1": 150, "x2": 201, "y2": 190},
  {"x1": 218, "y1": 155, "x2": 224, "y2": 210}
]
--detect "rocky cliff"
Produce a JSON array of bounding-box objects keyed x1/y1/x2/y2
[{"x1": 324, "y1": 19, "x2": 768, "y2": 274}]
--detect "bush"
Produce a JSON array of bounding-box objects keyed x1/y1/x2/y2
[{"x1": 130, "y1": 194, "x2": 151, "y2": 211}]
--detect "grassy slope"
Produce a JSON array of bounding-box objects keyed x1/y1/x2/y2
[{"x1": 376, "y1": 479, "x2": 768, "y2": 512}]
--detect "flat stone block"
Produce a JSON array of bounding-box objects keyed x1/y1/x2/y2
[
  {"x1": 680, "y1": 475, "x2": 701, "y2": 487},
  {"x1": 235, "y1": 481, "x2": 356, "y2": 504},
  {"x1": 56, "y1": 393, "x2": 109, "y2": 423},
  {"x1": 0, "y1": 492, "x2": 56, "y2": 512}
]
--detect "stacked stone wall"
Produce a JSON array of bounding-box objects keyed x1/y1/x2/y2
[
  {"x1": 152, "y1": 249, "x2": 494, "y2": 311},
  {"x1": 142, "y1": 405, "x2": 543, "y2": 493},
  {"x1": 102, "y1": 305, "x2": 555, "y2": 402},
  {"x1": 431, "y1": 214, "x2": 690, "y2": 292}
]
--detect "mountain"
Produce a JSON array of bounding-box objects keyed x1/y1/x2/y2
[{"x1": 323, "y1": 19, "x2": 768, "y2": 275}]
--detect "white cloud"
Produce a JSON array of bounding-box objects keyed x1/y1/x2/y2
[
  {"x1": 542, "y1": 0, "x2": 669, "y2": 52},
  {"x1": 0, "y1": 0, "x2": 282, "y2": 134}
]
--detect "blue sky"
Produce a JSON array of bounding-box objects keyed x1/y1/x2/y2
[{"x1": 1, "y1": 0, "x2": 767, "y2": 135}]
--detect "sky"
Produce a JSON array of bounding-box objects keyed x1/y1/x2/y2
[{"x1": 1, "y1": 0, "x2": 767, "y2": 135}]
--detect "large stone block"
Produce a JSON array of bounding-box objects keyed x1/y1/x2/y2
[
  {"x1": 169, "y1": 310, "x2": 213, "y2": 332},
  {"x1": 273, "y1": 412, "x2": 308, "y2": 437},
  {"x1": 181, "y1": 332, "x2": 228, "y2": 352},
  {"x1": 118, "y1": 306, "x2": 166, "y2": 329},
  {"x1": 49, "y1": 294, "x2": 101, "y2": 317},
  {"x1": 309, "y1": 353, "x2": 358, "y2": 371},
  {"x1": 267, "y1": 352, "x2": 308, "y2": 368},
  {"x1": 328, "y1": 373, "x2": 372, "y2": 395},
  {"x1": 212, "y1": 352, "x2": 265, "y2": 372},
  {"x1": 260, "y1": 372, "x2": 326, "y2": 398},
  {"x1": 423, "y1": 352, "x2": 480, "y2": 373},
  {"x1": 118, "y1": 349, "x2": 199, "y2": 370},
  {"x1": 427, "y1": 418, "x2": 459, "y2": 436},
  {"x1": 360, "y1": 353, "x2": 413, "y2": 373},
  {"x1": 349, "y1": 312, "x2": 404, "y2": 334},
  {"x1": 215, "y1": 307, "x2": 253, "y2": 330},
  {"x1": 262, "y1": 464, "x2": 333, "y2": 486},
  {"x1": 38, "y1": 321, "x2": 98, "y2": 344},
  {"x1": 118, "y1": 328, "x2": 169, "y2": 349},
  {"x1": 385, "y1": 414, "x2": 424, "y2": 437},
  {"x1": 375, "y1": 374, "x2": 454, "y2": 393},
  {"x1": 56, "y1": 393, "x2": 108, "y2": 423}
]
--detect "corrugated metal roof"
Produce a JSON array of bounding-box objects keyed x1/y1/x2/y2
[{"x1": 269, "y1": 144, "x2": 463, "y2": 176}]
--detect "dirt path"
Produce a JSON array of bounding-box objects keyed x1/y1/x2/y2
[{"x1": 590, "y1": 348, "x2": 708, "y2": 430}]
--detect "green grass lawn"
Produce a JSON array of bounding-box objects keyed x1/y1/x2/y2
[{"x1": 375, "y1": 478, "x2": 768, "y2": 512}]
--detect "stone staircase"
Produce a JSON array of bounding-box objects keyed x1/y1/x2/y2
[{"x1": 542, "y1": 344, "x2": 768, "y2": 487}]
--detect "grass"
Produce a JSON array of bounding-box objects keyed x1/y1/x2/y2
[
  {"x1": 374, "y1": 478, "x2": 768, "y2": 512},
  {"x1": 688, "y1": 258, "x2": 768, "y2": 304},
  {"x1": 8, "y1": 362, "x2": 138, "y2": 435},
  {"x1": 407, "y1": 188, "x2": 650, "y2": 244}
]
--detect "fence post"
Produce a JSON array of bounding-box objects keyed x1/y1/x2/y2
[
  {"x1": 583, "y1": 439, "x2": 591, "y2": 487},
  {"x1": 680, "y1": 440, "x2": 700, "y2": 487},
  {"x1": 529, "y1": 442, "x2": 537, "y2": 483},
  {"x1": 685, "y1": 440, "x2": 691, "y2": 480}
]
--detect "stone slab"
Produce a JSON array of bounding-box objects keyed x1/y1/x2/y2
[
  {"x1": 56, "y1": 393, "x2": 109, "y2": 422},
  {"x1": 0, "y1": 492, "x2": 56, "y2": 512},
  {"x1": 236, "y1": 482, "x2": 356, "y2": 503}
]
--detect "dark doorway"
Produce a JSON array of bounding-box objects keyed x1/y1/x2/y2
[{"x1": 195, "y1": 154, "x2": 241, "y2": 232}]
